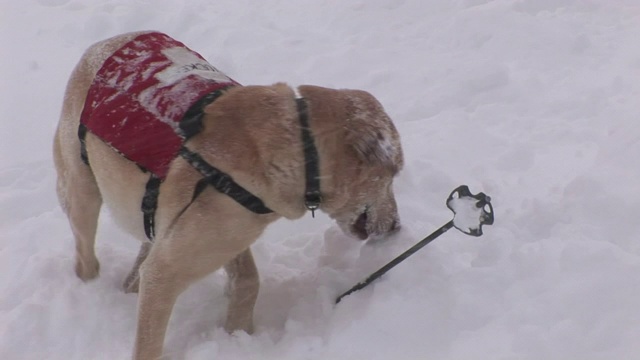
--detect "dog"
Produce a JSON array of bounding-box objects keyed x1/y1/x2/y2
[{"x1": 53, "y1": 31, "x2": 403, "y2": 360}]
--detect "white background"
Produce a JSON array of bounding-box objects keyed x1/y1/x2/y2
[{"x1": 2, "y1": 1, "x2": 640, "y2": 359}]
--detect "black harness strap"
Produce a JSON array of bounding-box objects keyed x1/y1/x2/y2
[
  {"x1": 179, "y1": 86, "x2": 233, "y2": 139},
  {"x1": 178, "y1": 146, "x2": 273, "y2": 214},
  {"x1": 141, "y1": 174, "x2": 162, "y2": 239},
  {"x1": 296, "y1": 97, "x2": 322, "y2": 216},
  {"x1": 78, "y1": 123, "x2": 89, "y2": 165}
]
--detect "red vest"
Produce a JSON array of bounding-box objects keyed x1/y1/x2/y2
[{"x1": 80, "y1": 32, "x2": 238, "y2": 179}]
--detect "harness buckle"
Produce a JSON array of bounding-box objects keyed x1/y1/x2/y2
[{"x1": 304, "y1": 191, "x2": 322, "y2": 217}]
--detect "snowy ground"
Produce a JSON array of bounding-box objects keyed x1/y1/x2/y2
[{"x1": 2, "y1": 0, "x2": 640, "y2": 359}]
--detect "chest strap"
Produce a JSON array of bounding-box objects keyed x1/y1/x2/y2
[{"x1": 178, "y1": 146, "x2": 273, "y2": 215}]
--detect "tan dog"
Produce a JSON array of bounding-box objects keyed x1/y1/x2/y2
[{"x1": 53, "y1": 31, "x2": 403, "y2": 360}]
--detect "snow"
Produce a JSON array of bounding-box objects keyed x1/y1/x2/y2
[{"x1": 2, "y1": 0, "x2": 640, "y2": 359}]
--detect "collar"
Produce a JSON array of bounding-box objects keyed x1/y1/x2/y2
[{"x1": 294, "y1": 90, "x2": 322, "y2": 217}]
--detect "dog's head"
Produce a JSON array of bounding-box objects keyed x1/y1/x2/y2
[
  {"x1": 197, "y1": 84, "x2": 403, "y2": 241},
  {"x1": 299, "y1": 86, "x2": 404, "y2": 241}
]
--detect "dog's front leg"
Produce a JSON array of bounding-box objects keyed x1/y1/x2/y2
[
  {"x1": 132, "y1": 233, "x2": 253, "y2": 359},
  {"x1": 133, "y1": 245, "x2": 184, "y2": 360},
  {"x1": 224, "y1": 248, "x2": 259, "y2": 334},
  {"x1": 123, "y1": 242, "x2": 152, "y2": 293}
]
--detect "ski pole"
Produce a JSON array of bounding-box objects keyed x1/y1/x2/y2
[{"x1": 335, "y1": 185, "x2": 494, "y2": 304}]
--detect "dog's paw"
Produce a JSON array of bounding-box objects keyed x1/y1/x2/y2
[
  {"x1": 224, "y1": 316, "x2": 255, "y2": 335},
  {"x1": 75, "y1": 258, "x2": 100, "y2": 281}
]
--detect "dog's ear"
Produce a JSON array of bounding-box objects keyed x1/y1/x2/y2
[{"x1": 341, "y1": 89, "x2": 403, "y2": 173}]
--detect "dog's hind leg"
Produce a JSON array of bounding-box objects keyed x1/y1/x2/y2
[
  {"x1": 65, "y1": 171, "x2": 102, "y2": 281},
  {"x1": 54, "y1": 130, "x2": 103, "y2": 281},
  {"x1": 224, "y1": 248, "x2": 259, "y2": 334},
  {"x1": 123, "y1": 242, "x2": 152, "y2": 293}
]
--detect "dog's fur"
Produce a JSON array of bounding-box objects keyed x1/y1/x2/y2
[{"x1": 54, "y1": 31, "x2": 403, "y2": 360}]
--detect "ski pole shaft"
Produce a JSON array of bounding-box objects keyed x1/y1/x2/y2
[{"x1": 335, "y1": 220, "x2": 455, "y2": 304}]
